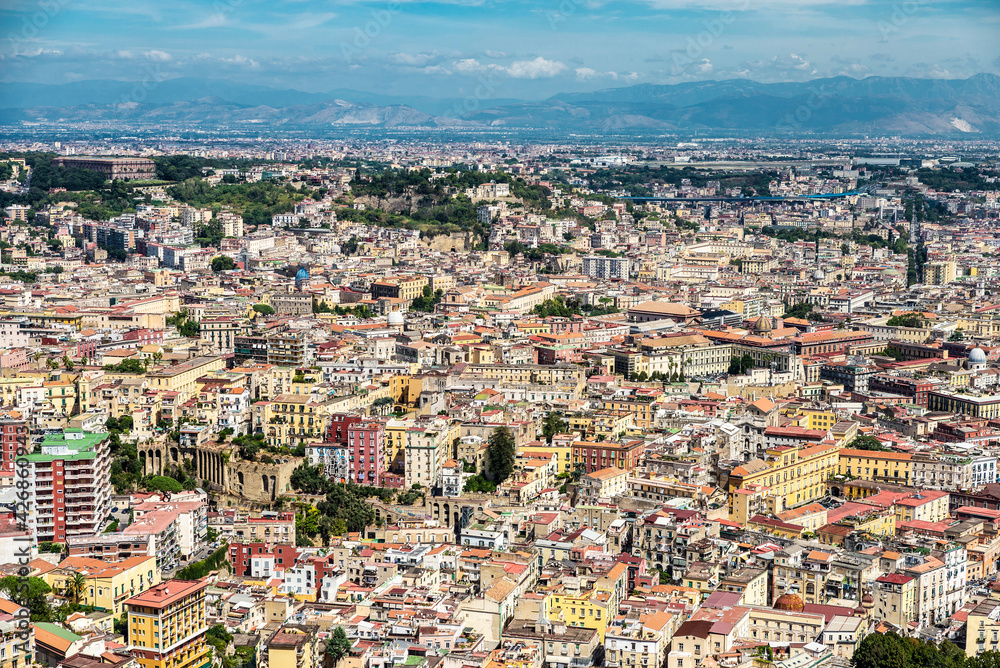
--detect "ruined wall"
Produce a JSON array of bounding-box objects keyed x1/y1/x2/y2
[
  {"x1": 224, "y1": 457, "x2": 299, "y2": 503},
  {"x1": 138, "y1": 440, "x2": 300, "y2": 505},
  {"x1": 418, "y1": 231, "x2": 473, "y2": 253}
]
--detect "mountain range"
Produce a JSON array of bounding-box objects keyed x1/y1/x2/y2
[{"x1": 2, "y1": 74, "x2": 999, "y2": 135}]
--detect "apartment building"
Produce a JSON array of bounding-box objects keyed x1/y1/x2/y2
[
  {"x1": 581, "y1": 256, "x2": 631, "y2": 281},
  {"x1": 46, "y1": 555, "x2": 160, "y2": 615},
  {"x1": 728, "y1": 443, "x2": 840, "y2": 514},
  {"x1": 126, "y1": 580, "x2": 210, "y2": 668},
  {"x1": 405, "y1": 418, "x2": 455, "y2": 489},
  {"x1": 348, "y1": 421, "x2": 385, "y2": 486},
  {"x1": 836, "y1": 449, "x2": 912, "y2": 486},
  {"x1": 24, "y1": 429, "x2": 113, "y2": 543}
]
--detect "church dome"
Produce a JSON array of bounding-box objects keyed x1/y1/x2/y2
[
  {"x1": 969, "y1": 347, "x2": 988, "y2": 365},
  {"x1": 753, "y1": 316, "x2": 775, "y2": 334},
  {"x1": 773, "y1": 592, "x2": 805, "y2": 612},
  {"x1": 295, "y1": 267, "x2": 309, "y2": 281},
  {"x1": 387, "y1": 311, "x2": 404, "y2": 327},
  {"x1": 812, "y1": 268, "x2": 826, "y2": 280}
]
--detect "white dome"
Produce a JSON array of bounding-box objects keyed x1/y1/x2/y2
[
  {"x1": 969, "y1": 347, "x2": 988, "y2": 365},
  {"x1": 387, "y1": 311, "x2": 404, "y2": 326},
  {"x1": 812, "y1": 268, "x2": 826, "y2": 280}
]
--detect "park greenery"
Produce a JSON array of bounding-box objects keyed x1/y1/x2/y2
[
  {"x1": 728, "y1": 353, "x2": 756, "y2": 375},
  {"x1": 531, "y1": 295, "x2": 618, "y2": 318},
  {"x1": 783, "y1": 302, "x2": 824, "y2": 321},
  {"x1": 167, "y1": 310, "x2": 201, "y2": 338},
  {"x1": 847, "y1": 435, "x2": 892, "y2": 452},
  {"x1": 851, "y1": 632, "x2": 974, "y2": 668},
  {"x1": 886, "y1": 312, "x2": 929, "y2": 328},
  {"x1": 211, "y1": 255, "x2": 236, "y2": 272},
  {"x1": 288, "y1": 463, "x2": 424, "y2": 543},
  {"x1": 411, "y1": 285, "x2": 443, "y2": 312},
  {"x1": 253, "y1": 304, "x2": 275, "y2": 316},
  {"x1": 168, "y1": 178, "x2": 308, "y2": 228},
  {"x1": 175, "y1": 543, "x2": 230, "y2": 580}
]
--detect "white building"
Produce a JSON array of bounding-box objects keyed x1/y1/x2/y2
[{"x1": 582, "y1": 255, "x2": 631, "y2": 281}]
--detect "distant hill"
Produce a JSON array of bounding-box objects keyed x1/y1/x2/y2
[{"x1": 2, "y1": 74, "x2": 999, "y2": 135}]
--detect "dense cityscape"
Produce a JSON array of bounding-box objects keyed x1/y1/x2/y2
[{"x1": 0, "y1": 132, "x2": 997, "y2": 668}]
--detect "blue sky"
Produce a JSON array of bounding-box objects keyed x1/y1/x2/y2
[{"x1": 1, "y1": 0, "x2": 998, "y2": 99}]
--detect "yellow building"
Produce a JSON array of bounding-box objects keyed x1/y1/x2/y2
[
  {"x1": 795, "y1": 409, "x2": 838, "y2": 431},
  {"x1": 126, "y1": 579, "x2": 210, "y2": 668},
  {"x1": 145, "y1": 356, "x2": 226, "y2": 399},
  {"x1": 967, "y1": 599, "x2": 1000, "y2": 656},
  {"x1": 924, "y1": 260, "x2": 957, "y2": 286},
  {"x1": 370, "y1": 275, "x2": 429, "y2": 301},
  {"x1": 728, "y1": 443, "x2": 840, "y2": 513},
  {"x1": 601, "y1": 399, "x2": 663, "y2": 430},
  {"x1": 46, "y1": 555, "x2": 160, "y2": 615},
  {"x1": 836, "y1": 449, "x2": 913, "y2": 485},
  {"x1": 266, "y1": 627, "x2": 318, "y2": 668},
  {"x1": 260, "y1": 394, "x2": 328, "y2": 447},
  {"x1": 546, "y1": 562, "x2": 628, "y2": 641},
  {"x1": 518, "y1": 439, "x2": 573, "y2": 474},
  {"x1": 566, "y1": 411, "x2": 634, "y2": 439}
]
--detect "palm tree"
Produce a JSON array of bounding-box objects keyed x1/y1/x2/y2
[{"x1": 66, "y1": 572, "x2": 87, "y2": 604}]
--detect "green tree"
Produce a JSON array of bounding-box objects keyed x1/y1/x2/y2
[
  {"x1": 847, "y1": 435, "x2": 892, "y2": 452},
  {"x1": 541, "y1": 412, "x2": 568, "y2": 443},
  {"x1": 851, "y1": 633, "x2": 907, "y2": 668},
  {"x1": 486, "y1": 426, "x2": 516, "y2": 484},
  {"x1": 464, "y1": 474, "x2": 497, "y2": 493},
  {"x1": 886, "y1": 312, "x2": 928, "y2": 328},
  {"x1": 411, "y1": 284, "x2": 443, "y2": 312},
  {"x1": 65, "y1": 572, "x2": 88, "y2": 604},
  {"x1": 0, "y1": 576, "x2": 52, "y2": 621},
  {"x1": 146, "y1": 476, "x2": 184, "y2": 493},
  {"x1": 252, "y1": 304, "x2": 275, "y2": 316},
  {"x1": 326, "y1": 626, "x2": 352, "y2": 663},
  {"x1": 211, "y1": 255, "x2": 236, "y2": 272}
]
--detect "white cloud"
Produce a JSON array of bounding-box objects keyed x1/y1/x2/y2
[
  {"x1": 388, "y1": 52, "x2": 440, "y2": 66},
  {"x1": 218, "y1": 54, "x2": 258, "y2": 67},
  {"x1": 145, "y1": 50, "x2": 172, "y2": 62},
  {"x1": 506, "y1": 57, "x2": 567, "y2": 79},
  {"x1": 454, "y1": 58, "x2": 484, "y2": 73},
  {"x1": 575, "y1": 67, "x2": 619, "y2": 80}
]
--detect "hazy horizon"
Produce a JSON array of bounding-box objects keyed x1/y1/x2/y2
[{"x1": 1, "y1": 0, "x2": 998, "y2": 100}]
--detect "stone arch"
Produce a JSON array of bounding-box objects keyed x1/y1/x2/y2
[
  {"x1": 139, "y1": 451, "x2": 147, "y2": 475},
  {"x1": 170, "y1": 447, "x2": 179, "y2": 463},
  {"x1": 238, "y1": 472, "x2": 244, "y2": 486},
  {"x1": 262, "y1": 474, "x2": 269, "y2": 494}
]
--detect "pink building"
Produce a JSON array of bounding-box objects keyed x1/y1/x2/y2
[{"x1": 348, "y1": 422, "x2": 385, "y2": 485}]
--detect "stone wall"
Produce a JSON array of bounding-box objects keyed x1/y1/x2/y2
[
  {"x1": 418, "y1": 231, "x2": 473, "y2": 253},
  {"x1": 138, "y1": 440, "x2": 301, "y2": 504}
]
